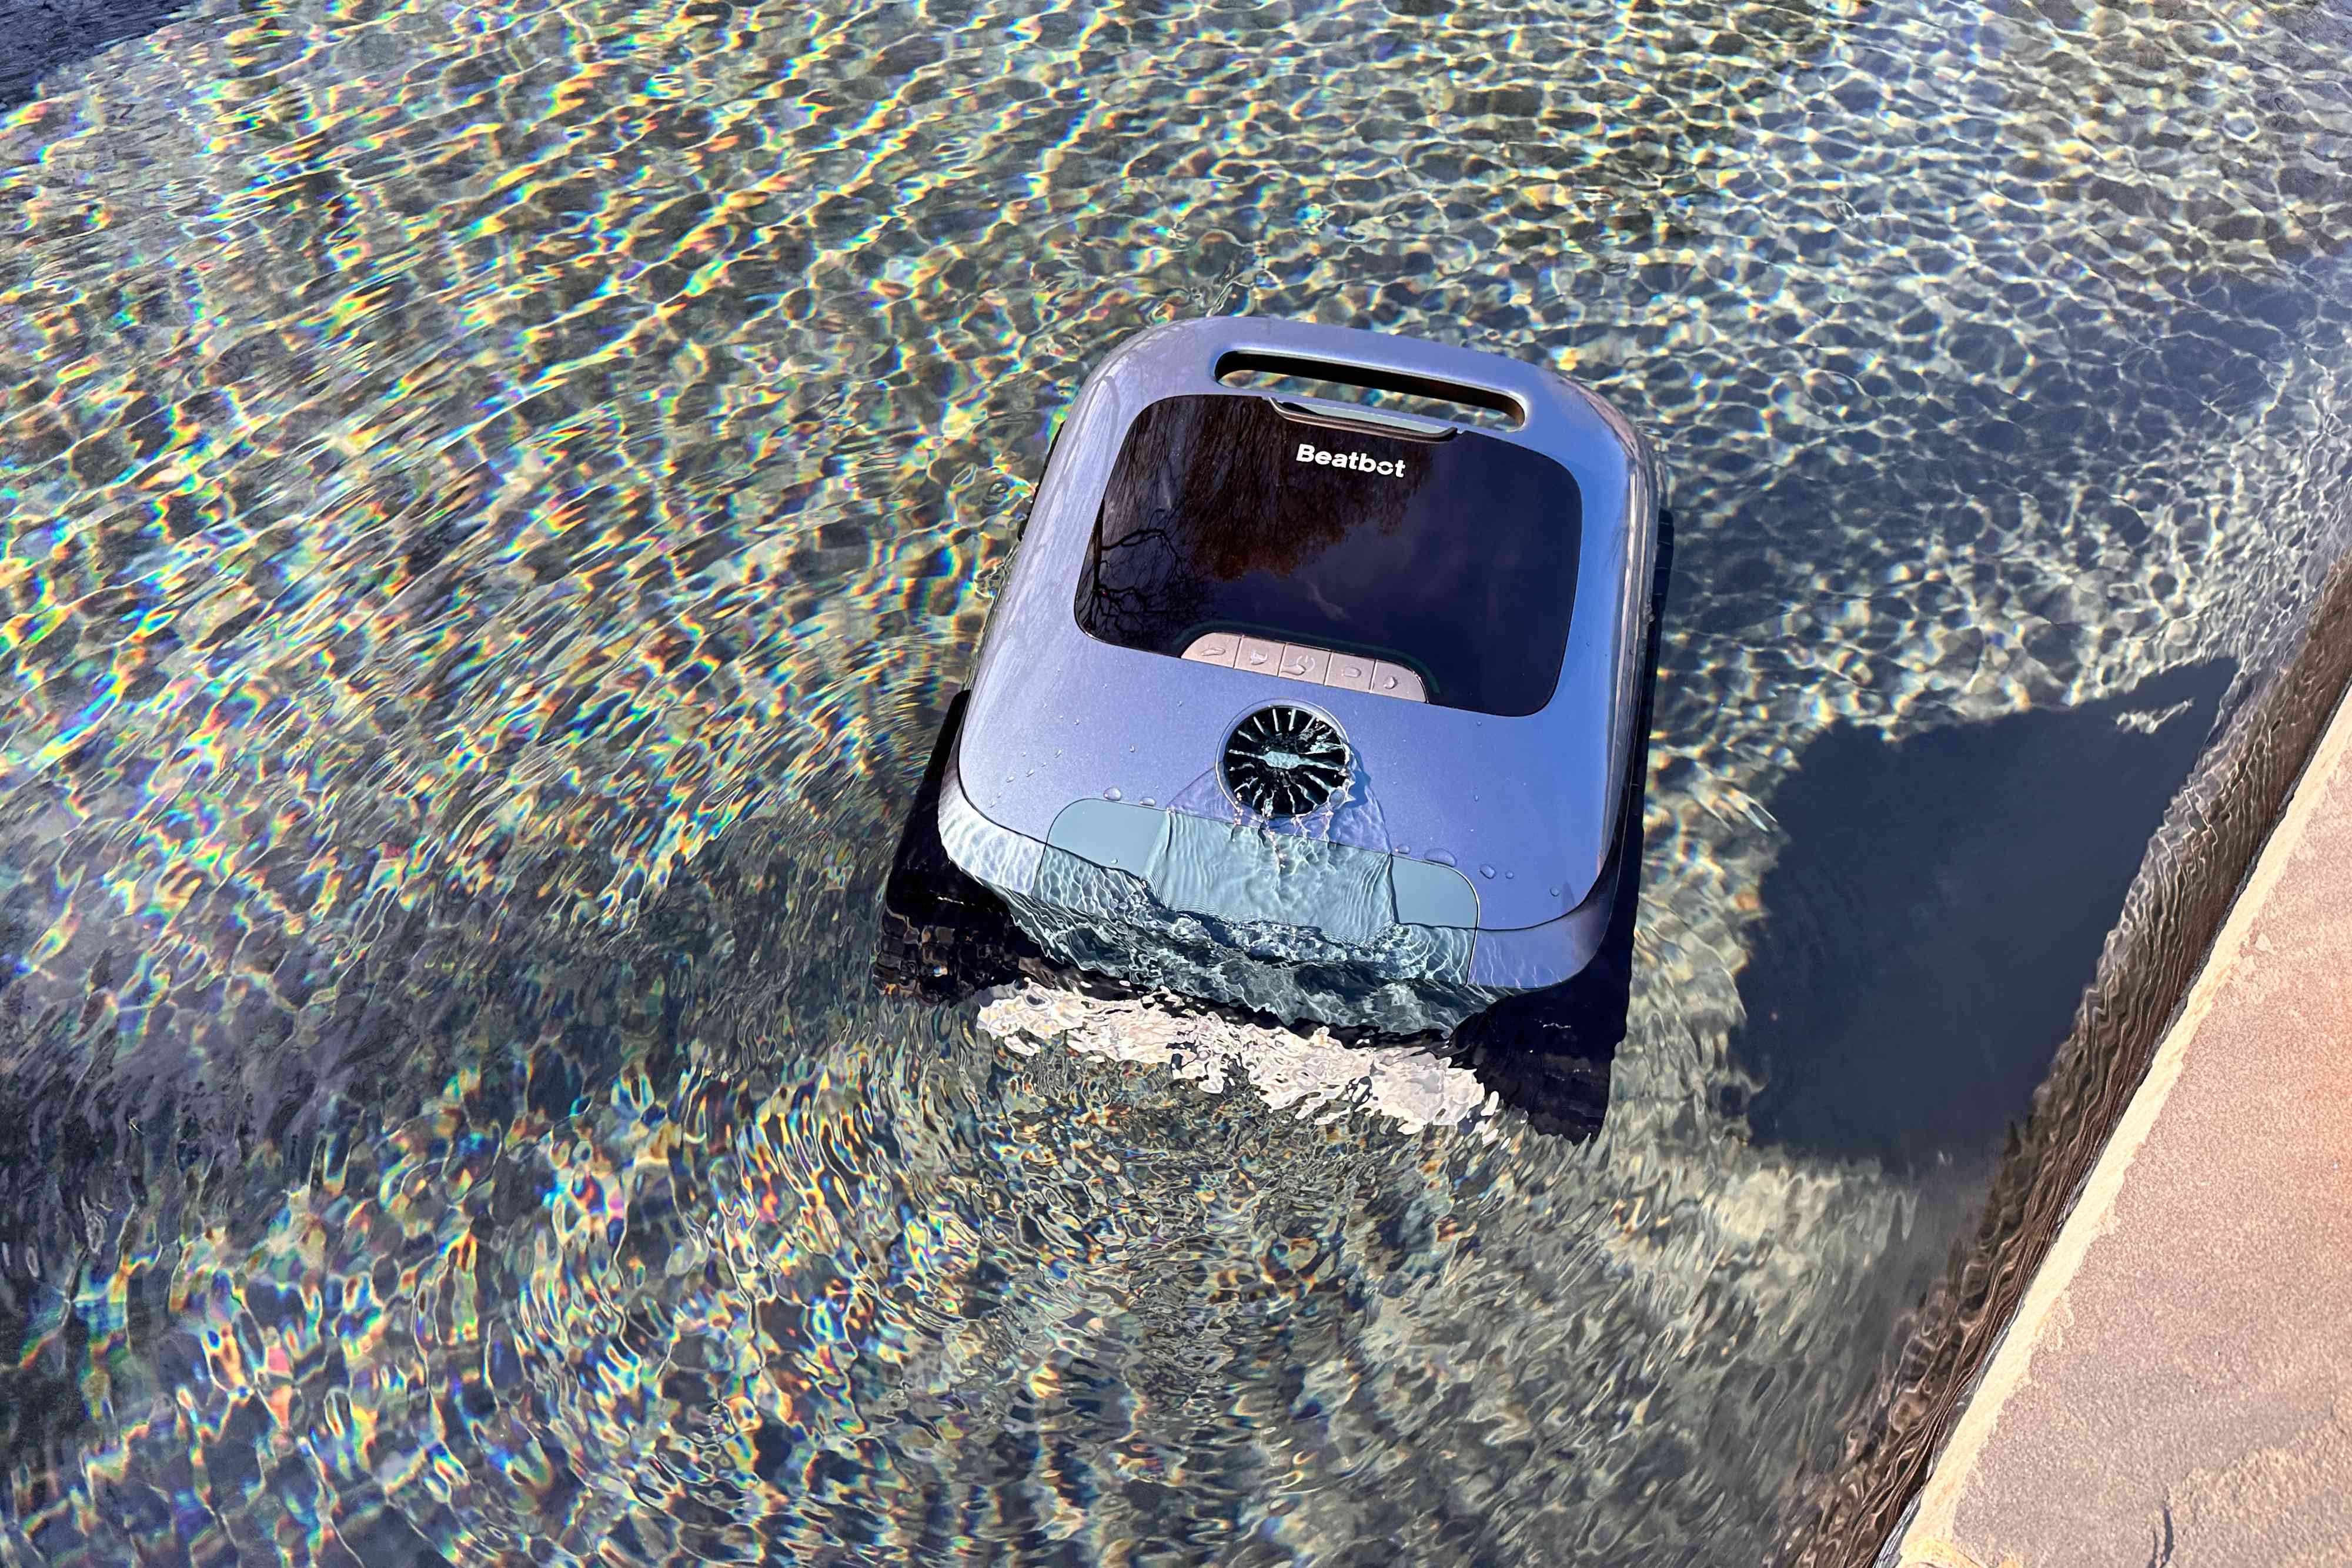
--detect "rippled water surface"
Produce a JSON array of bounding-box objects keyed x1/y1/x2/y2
[{"x1": 5, "y1": 0, "x2": 2352, "y2": 1562}]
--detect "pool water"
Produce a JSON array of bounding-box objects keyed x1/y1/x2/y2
[{"x1": 3, "y1": 0, "x2": 2350, "y2": 1562}]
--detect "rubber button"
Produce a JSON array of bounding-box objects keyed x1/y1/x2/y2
[
  {"x1": 1182, "y1": 632, "x2": 1240, "y2": 667},
  {"x1": 1278, "y1": 644, "x2": 1329, "y2": 684},
  {"x1": 1236, "y1": 636, "x2": 1283, "y2": 675},
  {"x1": 1369, "y1": 662, "x2": 1426, "y2": 702},
  {"x1": 1324, "y1": 652, "x2": 1374, "y2": 691}
]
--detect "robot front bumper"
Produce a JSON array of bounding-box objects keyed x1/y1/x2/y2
[{"x1": 936, "y1": 727, "x2": 1622, "y2": 1000}]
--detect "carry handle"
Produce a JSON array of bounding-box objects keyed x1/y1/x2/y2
[{"x1": 1213, "y1": 349, "x2": 1527, "y2": 430}]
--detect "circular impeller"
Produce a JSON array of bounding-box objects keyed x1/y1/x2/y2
[{"x1": 1221, "y1": 705, "x2": 1352, "y2": 818}]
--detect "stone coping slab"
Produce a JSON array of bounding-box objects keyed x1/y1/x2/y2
[{"x1": 1889, "y1": 688, "x2": 2352, "y2": 1567}]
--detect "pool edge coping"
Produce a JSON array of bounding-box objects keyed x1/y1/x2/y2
[
  {"x1": 1782, "y1": 549, "x2": 2352, "y2": 1568},
  {"x1": 1886, "y1": 647, "x2": 2352, "y2": 1567}
]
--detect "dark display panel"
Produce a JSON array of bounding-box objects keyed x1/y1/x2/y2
[{"x1": 1074, "y1": 395, "x2": 1583, "y2": 716}]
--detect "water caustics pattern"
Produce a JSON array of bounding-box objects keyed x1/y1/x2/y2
[{"x1": 2, "y1": 0, "x2": 2351, "y2": 1563}]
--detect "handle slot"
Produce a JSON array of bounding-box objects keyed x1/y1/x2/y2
[{"x1": 1215, "y1": 349, "x2": 1525, "y2": 431}]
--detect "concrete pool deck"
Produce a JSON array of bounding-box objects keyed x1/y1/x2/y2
[{"x1": 1886, "y1": 685, "x2": 2352, "y2": 1567}]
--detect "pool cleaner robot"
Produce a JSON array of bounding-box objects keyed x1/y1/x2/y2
[{"x1": 878, "y1": 317, "x2": 1670, "y2": 1135}]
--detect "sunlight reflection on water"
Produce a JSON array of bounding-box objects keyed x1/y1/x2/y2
[{"x1": 2, "y1": 0, "x2": 2350, "y2": 1560}]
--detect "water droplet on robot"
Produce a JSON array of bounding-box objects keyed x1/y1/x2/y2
[
  {"x1": 1549, "y1": 885, "x2": 1563, "y2": 898},
  {"x1": 1429, "y1": 850, "x2": 1456, "y2": 866},
  {"x1": 1479, "y1": 864, "x2": 1496, "y2": 879},
  {"x1": 1103, "y1": 787, "x2": 1121, "y2": 801},
  {"x1": 1141, "y1": 797, "x2": 1156, "y2": 807}
]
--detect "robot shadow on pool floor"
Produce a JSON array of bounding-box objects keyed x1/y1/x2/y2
[{"x1": 873, "y1": 520, "x2": 1674, "y2": 1142}]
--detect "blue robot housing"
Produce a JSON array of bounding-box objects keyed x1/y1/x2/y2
[{"x1": 877, "y1": 317, "x2": 1669, "y2": 1133}]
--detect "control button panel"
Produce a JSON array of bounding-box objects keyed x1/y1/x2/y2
[{"x1": 1177, "y1": 634, "x2": 1427, "y2": 703}]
